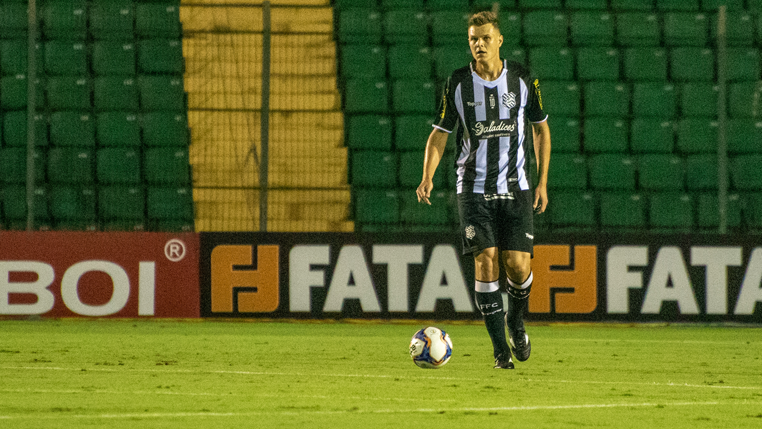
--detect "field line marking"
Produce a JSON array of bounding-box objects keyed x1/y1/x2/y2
[{"x1": 2, "y1": 400, "x2": 760, "y2": 420}]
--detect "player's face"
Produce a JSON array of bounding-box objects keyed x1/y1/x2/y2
[{"x1": 468, "y1": 24, "x2": 503, "y2": 64}]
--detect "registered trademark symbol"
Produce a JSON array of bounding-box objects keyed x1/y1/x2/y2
[{"x1": 164, "y1": 239, "x2": 187, "y2": 262}]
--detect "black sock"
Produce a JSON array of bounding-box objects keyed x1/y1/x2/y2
[
  {"x1": 475, "y1": 290, "x2": 509, "y2": 358},
  {"x1": 507, "y1": 281, "x2": 532, "y2": 329}
]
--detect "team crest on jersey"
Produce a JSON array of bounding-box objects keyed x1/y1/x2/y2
[
  {"x1": 502, "y1": 92, "x2": 516, "y2": 109},
  {"x1": 465, "y1": 225, "x2": 476, "y2": 239}
]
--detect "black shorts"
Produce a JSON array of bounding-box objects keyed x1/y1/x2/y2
[{"x1": 456, "y1": 191, "x2": 534, "y2": 257}]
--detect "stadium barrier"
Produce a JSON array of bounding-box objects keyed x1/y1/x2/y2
[{"x1": 2, "y1": 231, "x2": 761, "y2": 322}]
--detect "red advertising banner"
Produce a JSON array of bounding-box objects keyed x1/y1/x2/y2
[{"x1": 0, "y1": 232, "x2": 200, "y2": 318}]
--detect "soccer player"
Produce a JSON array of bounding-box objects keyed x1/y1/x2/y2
[{"x1": 416, "y1": 11, "x2": 550, "y2": 369}]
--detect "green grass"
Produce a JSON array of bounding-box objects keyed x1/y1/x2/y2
[{"x1": 1, "y1": 320, "x2": 762, "y2": 428}]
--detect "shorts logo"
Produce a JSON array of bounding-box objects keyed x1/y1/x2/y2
[
  {"x1": 465, "y1": 225, "x2": 476, "y2": 240},
  {"x1": 526, "y1": 233, "x2": 534, "y2": 240},
  {"x1": 503, "y1": 92, "x2": 516, "y2": 109}
]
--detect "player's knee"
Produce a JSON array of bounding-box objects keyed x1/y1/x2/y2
[{"x1": 504, "y1": 255, "x2": 531, "y2": 284}]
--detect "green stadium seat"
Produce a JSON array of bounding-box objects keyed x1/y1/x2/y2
[
  {"x1": 731, "y1": 155, "x2": 762, "y2": 190},
  {"x1": 97, "y1": 148, "x2": 141, "y2": 184},
  {"x1": 147, "y1": 187, "x2": 193, "y2": 221},
  {"x1": 346, "y1": 115, "x2": 392, "y2": 150},
  {"x1": 50, "y1": 112, "x2": 95, "y2": 147},
  {"x1": 3, "y1": 186, "x2": 49, "y2": 221},
  {"x1": 400, "y1": 191, "x2": 449, "y2": 226},
  {"x1": 97, "y1": 112, "x2": 141, "y2": 147},
  {"x1": 1, "y1": 76, "x2": 44, "y2": 110},
  {"x1": 680, "y1": 83, "x2": 718, "y2": 117},
  {"x1": 3, "y1": 112, "x2": 48, "y2": 147},
  {"x1": 750, "y1": 0, "x2": 762, "y2": 11},
  {"x1": 98, "y1": 186, "x2": 144, "y2": 221},
  {"x1": 696, "y1": 193, "x2": 741, "y2": 229},
  {"x1": 334, "y1": 0, "x2": 378, "y2": 8},
  {"x1": 671, "y1": 48, "x2": 714, "y2": 81},
  {"x1": 399, "y1": 151, "x2": 446, "y2": 189},
  {"x1": 523, "y1": 11, "x2": 568, "y2": 46},
  {"x1": 388, "y1": 45, "x2": 431, "y2": 80},
  {"x1": 498, "y1": 11, "x2": 522, "y2": 47},
  {"x1": 138, "y1": 39, "x2": 184, "y2": 74},
  {"x1": 501, "y1": 47, "x2": 527, "y2": 65},
  {"x1": 726, "y1": 48, "x2": 760, "y2": 82},
  {"x1": 0, "y1": 3, "x2": 28, "y2": 38},
  {"x1": 656, "y1": 0, "x2": 699, "y2": 11},
  {"x1": 472, "y1": 0, "x2": 515, "y2": 9},
  {"x1": 392, "y1": 80, "x2": 436, "y2": 113},
  {"x1": 47, "y1": 148, "x2": 94, "y2": 184},
  {"x1": 520, "y1": 0, "x2": 562, "y2": 8},
  {"x1": 624, "y1": 48, "x2": 667, "y2": 81},
  {"x1": 432, "y1": 44, "x2": 471, "y2": 80},
  {"x1": 616, "y1": 13, "x2": 660, "y2": 46},
  {"x1": 355, "y1": 189, "x2": 399, "y2": 224},
  {"x1": 428, "y1": 0, "x2": 470, "y2": 10},
  {"x1": 630, "y1": 119, "x2": 674, "y2": 153},
  {"x1": 135, "y1": 3, "x2": 180, "y2": 38},
  {"x1": 584, "y1": 82, "x2": 630, "y2": 116},
  {"x1": 340, "y1": 45, "x2": 386, "y2": 79},
  {"x1": 540, "y1": 81, "x2": 580, "y2": 117},
  {"x1": 566, "y1": 0, "x2": 608, "y2": 8},
  {"x1": 395, "y1": 115, "x2": 434, "y2": 151},
  {"x1": 144, "y1": 148, "x2": 190, "y2": 185},
  {"x1": 138, "y1": 75, "x2": 185, "y2": 111},
  {"x1": 701, "y1": 0, "x2": 743, "y2": 11},
  {"x1": 50, "y1": 186, "x2": 97, "y2": 222},
  {"x1": 639, "y1": 154, "x2": 684, "y2": 190},
  {"x1": 729, "y1": 82, "x2": 762, "y2": 118},
  {"x1": 1, "y1": 40, "x2": 43, "y2": 76},
  {"x1": 92, "y1": 41, "x2": 136, "y2": 76},
  {"x1": 0, "y1": 148, "x2": 44, "y2": 184},
  {"x1": 549, "y1": 192, "x2": 595, "y2": 228},
  {"x1": 44, "y1": 41, "x2": 87, "y2": 75},
  {"x1": 677, "y1": 118, "x2": 717, "y2": 153},
  {"x1": 94, "y1": 77, "x2": 139, "y2": 112},
  {"x1": 600, "y1": 193, "x2": 646, "y2": 229},
  {"x1": 632, "y1": 83, "x2": 676, "y2": 117},
  {"x1": 346, "y1": 115, "x2": 393, "y2": 150},
  {"x1": 344, "y1": 79, "x2": 388, "y2": 113},
  {"x1": 381, "y1": 0, "x2": 424, "y2": 8},
  {"x1": 711, "y1": 12, "x2": 754, "y2": 46},
  {"x1": 583, "y1": 118, "x2": 628, "y2": 153},
  {"x1": 529, "y1": 47, "x2": 573, "y2": 81},
  {"x1": 430, "y1": 11, "x2": 469, "y2": 45},
  {"x1": 351, "y1": 150, "x2": 397, "y2": 188},
  {"x1": 547, "y1": 117, "x2": 580, "y2": 152},
  {"x1": 685, "y1": 154, "x2": 718, "y2": 190},
  {"x1": 663, "y1": 13, "x2": 708, "y2": 46},
  {"x1": 42, "y1": 0, "x2": 87, "y2": 40},
  {"x1": 611, "y1": 0, "x2": 653, "y2": 10},
  {"x1": 649, "y1": 192, "x2": 694, "y2": 230},
  {"x1": 743, "y1": 193, "x2": 762, "y2": 228},
  {"x1": 547, "y1": 153, "x2": 587, "y2": 189},
  {"x1": 47, "y1": 77, "x2": 91, "y2": 110},
  {"x1": 383, "y1": 10, "x2": 428, "y2": 45},
  {"x1": 143, "y1": 112, "x2": 188, "y2": 146},
  {"x1": 570, "y1": 12, "x2": 614, "y2": 46},
  {"x1": 338, "y1": 9, "x2": 383, "y2": 44},
  {"x1": 90, "y1": 0, "x2": 134, "y2": 40},
  {"x1": 588, "y1": 154, "x2": 636, "y2": 190},
  {"x1": 728, "y1": 120, "x2": 762, "y2": 153},
  {"x1": 577, "y1": 48, "x2": 620, "y2": 81}
]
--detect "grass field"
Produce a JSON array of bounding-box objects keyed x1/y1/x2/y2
[{"x1": 1, "y1": 320, "x2": 761, "y2": 428}]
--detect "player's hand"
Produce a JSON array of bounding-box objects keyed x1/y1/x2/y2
[
  {"x1": 416, "y1": 180, "x2": 434, "y2": 205},
  {"x1": 533, "y1": 184, "x2": 548, "y2": 214}
]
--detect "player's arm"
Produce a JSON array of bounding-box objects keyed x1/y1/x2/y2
[
  {"x1": 532, "y1": 119, "x2": 550, "y2": 214},
  {"x1": 416, "y1": 129, "x2": 448, "y2": 205}
]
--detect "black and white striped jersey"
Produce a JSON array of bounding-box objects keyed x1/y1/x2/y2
[{"x1": 433, "y1": 59, "x2": 547, "y2": 195}]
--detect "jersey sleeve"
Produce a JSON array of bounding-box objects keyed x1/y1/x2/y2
[
  {"x1": 526, "y1": 77, "x2": 548, "y2": 123},
  {"x1": 433, "y1": 76, "x2": 458, "y2": 133}
]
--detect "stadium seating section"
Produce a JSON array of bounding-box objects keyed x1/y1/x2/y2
[
  {"x1": 0, "y1": 0, "x2": 192, "y2": 232},
  {"x1": 336, "y1": 0, "x2": 762, "y2": 233}
]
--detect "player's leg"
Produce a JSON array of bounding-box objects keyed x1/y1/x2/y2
[
  {"x1": 457, "y1": 193, "x2": 512, "y2": 369},
  {"x1": 503, "y1": 250, "x2": 532, "y2": 362},
  {"x1": 473, "y1": 247, "x2": 513, "y2": 369}
]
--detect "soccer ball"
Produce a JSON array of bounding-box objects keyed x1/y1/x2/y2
[{"x1": 409, "y1": 327, "x2": 453, "y2": 369}]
